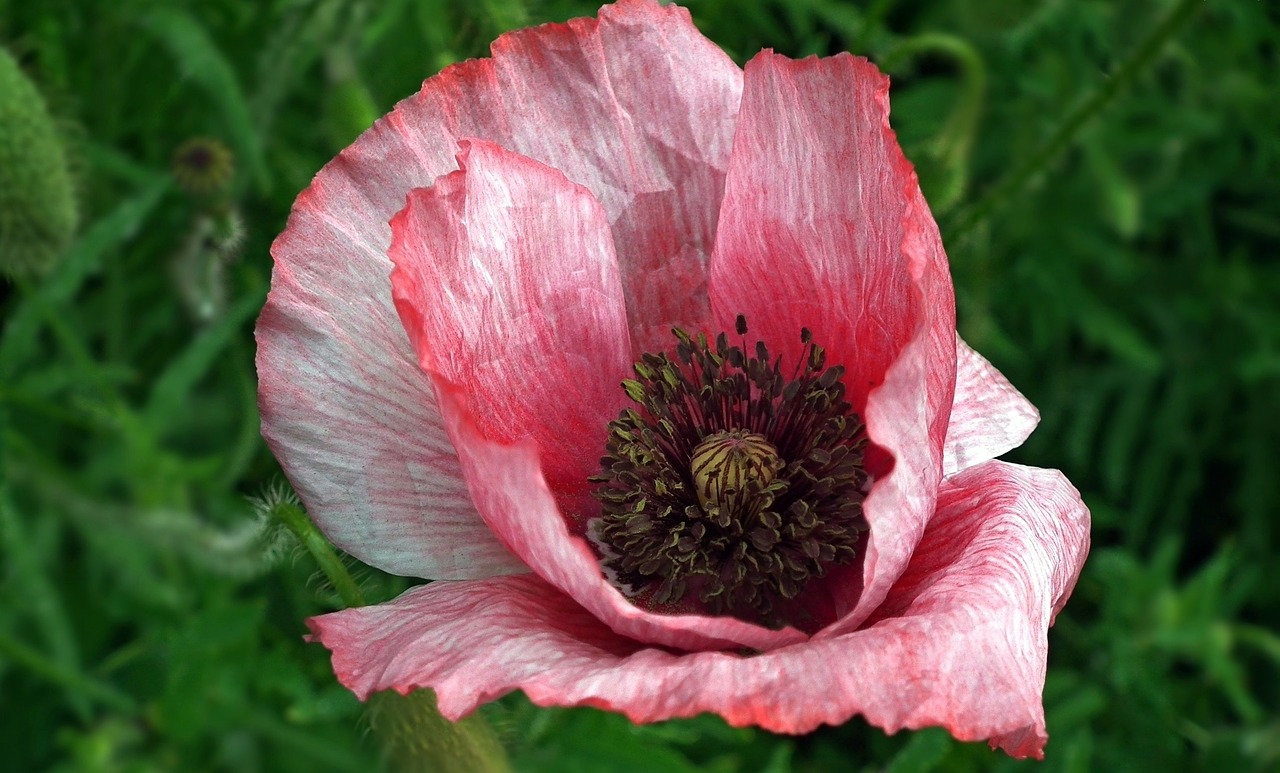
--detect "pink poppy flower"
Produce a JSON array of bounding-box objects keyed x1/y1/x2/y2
[{"x1": 256, "y1": 0, "x2": 1090, "y2": 759}]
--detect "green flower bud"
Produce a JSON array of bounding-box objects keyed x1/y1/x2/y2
[
  {"x1": 368, "y1": 690, "x2": 511, "y2": 773},
  {"x1": 0, "y1": 48, "x2": 78, "y2": 278}
]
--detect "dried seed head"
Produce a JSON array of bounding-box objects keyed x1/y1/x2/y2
[{"x1": 171, "y1": 137, "x2": 234, "y2": 196}]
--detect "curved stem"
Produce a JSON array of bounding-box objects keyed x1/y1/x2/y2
[
  {"x1": 948, "y1": 0, "x2": 1202, "y2": 240},
  {"x1": 883, "y1": 32, "x2": 987, "y2": 213}
]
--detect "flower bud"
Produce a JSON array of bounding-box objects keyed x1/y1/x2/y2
[
  {"x1": 0, "y1": 48, "x2": 77, "y2": 278},
  {"x1": 367, "y1": 690, "x2": 510, "y2": 773}
]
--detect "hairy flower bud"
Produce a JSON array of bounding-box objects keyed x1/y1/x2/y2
[{"x1": 0, "y1": 48, "x2": 77, "y2": 278}]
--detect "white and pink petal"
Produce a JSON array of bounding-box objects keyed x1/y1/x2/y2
[
  {"x1": 258, "y1": 196, "x2": 522, "y2": 579},
  {"x1": 400, "y1": 0, "x2": 743, "y2": 349},
  {"x1": 389, "y1": 139, "x2": 633, "y2": 508},
  {"x1": 310, "y1": 460, "x2": 1088, "y2": 758},
  {"x1": 942, "y1": 336, "x2": 1040, "y2": 476}
]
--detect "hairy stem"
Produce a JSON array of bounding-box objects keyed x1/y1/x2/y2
[{"x1": 273, "y1": 502, "x2": 366, "y2": 608}]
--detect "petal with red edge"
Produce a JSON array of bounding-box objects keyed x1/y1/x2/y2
[
  {"x1": 389, "y1": 0, "x2": 741, "y2": 351},
  {"x1": 310, "y1": 464, "x2": 1088, "y2": 758},
  {"x1": 390, "y1": 139, "x2": 632, "y2": 507},
  {"x1": 707, "y1": 51, "x2": 956, "y2": 628},
  {"x1": 306, "y1": 575, "x2": 639, "y2": 704},
  {"x1": 258, "y1": 0, "x2": 739, "y2": 578},
  {"x1": 430, "y1": 379, "x2": 808, "y2": 653},
  {"x1": 942, "y1": 336, "x2": 1040, "y2": 476}
]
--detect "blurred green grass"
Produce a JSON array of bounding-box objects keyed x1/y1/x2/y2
[{"x1": 1, "y1": 0, "x2": 1277, "y2": 770}]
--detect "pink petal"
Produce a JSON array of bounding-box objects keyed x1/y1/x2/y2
[
  {"x1": 306, "y1": 574, "x2": 639, "y2": 702},
  {"x1": 430, "y1": 379, "x2": 809, "y2": 652},
  {"x1": 389, "y1": 139, "x2": 632, "y2": 509},
  {"x1": 390, "y1": 0, "x2": 741, "y2": 352},
  {"x1": 310, "y1": 462, "x2": 1088, "y2": 758},
  {"x1": 706, "y1": 52, "x2": 956, "y2": 628},
  {"x1": 943, "y1": 336, "x2": 1040, "y2": 476},
  {"x1": 258, "y1": 0, "x2": 740, "y2": 577},
  {"x1": 861, "y1": 460, "x2": 1091, "y2": 754}
]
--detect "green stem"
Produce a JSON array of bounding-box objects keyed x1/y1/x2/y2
[
  {"x1": 0, "y1": 630, "x2": 138, "y2": 714},
  {"x1": 274, "y1": 502, "x2": 366, "y2": 608},
  {"x1": 948, "y1": 0, "x2": 1202, "y2": 240}
]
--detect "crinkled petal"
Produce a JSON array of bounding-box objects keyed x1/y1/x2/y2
[
  {"x1": 862, "y1": 460, "x2": 1091, "y2": 755},
  {"x1": 707, "y1": 52, "x2": 956, "y2": 629},
  {"x1": 390, "y1": 0, "x2": 741, "y2": 351},
  {"x1": 310, "y1": 464, "x2": 1088, "y2": 758},
  {"x1": 942, "y1": 336, "x2": 1040, "y2": 476},
  {"x1": 258, "y1": 0, "x2": 740, "y2": 577},
  {"x1": 429, "y1": 379, "x2": 808, "y2": 652},
  {"x1": 390, "y1": 139, "x2": 632, "y2": 508}
]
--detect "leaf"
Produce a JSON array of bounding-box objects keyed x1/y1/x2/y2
[
  {"x1": 0, "y1": 177, "x2": 168, "y2": 373},
  {"x1": 144, "y1": 287, "x2": 265, "y2": 430},
  {"x1": 886, "y1": 727, "x2": 952, "y2": 773}
]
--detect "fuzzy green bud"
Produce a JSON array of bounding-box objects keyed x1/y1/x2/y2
[
  {"x1": 0, "y1": 48, "x2": 77, "y2": 277},
  {"x1": 368, "y1": 690, "x2": 511, "y2": 773}
]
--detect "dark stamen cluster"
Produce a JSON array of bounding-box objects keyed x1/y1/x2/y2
[{"x1": 590, "y1": 316, "x2": 870, "y2": 629}]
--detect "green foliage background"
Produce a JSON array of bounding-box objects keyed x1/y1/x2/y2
[{"x1": 1, "y1": 0, "x2": 1276, "y2": 770}]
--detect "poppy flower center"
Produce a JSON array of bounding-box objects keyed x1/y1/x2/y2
[{"x1": 590, "y1": 316, "x2": 870, "y2": 630}]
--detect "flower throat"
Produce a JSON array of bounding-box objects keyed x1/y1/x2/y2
[{"x1": 591, "y1": 316, "x2": 870, "y2": 630}]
